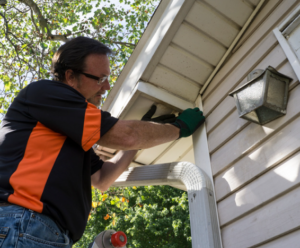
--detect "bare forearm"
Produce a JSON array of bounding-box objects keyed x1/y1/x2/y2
[
  {"x1": 97, "y1": 120, "x2": 180, "y2": 150},
  {"x1": 91, "y1": 150, "x2": 138, "y2": 191}
]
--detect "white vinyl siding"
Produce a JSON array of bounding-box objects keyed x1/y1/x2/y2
[{"x1": 202, "y1": 0, "x2": 300, "y2": 247}]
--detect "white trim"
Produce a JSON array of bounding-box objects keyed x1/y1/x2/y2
[
  {"x1": 193, "y1": 94, "x2": 223, "y2": 247},
  {"x1": 115, "y1": 81, "x2": 194, "y2": 119},
  {"x1": 137, "y1": 82, "x2": 194, "y2": 110},
  {"x1": 193, "y1": 95, "x2": 214, "y2": 183},
  {"x1": 102, "y1": 0, "x2": 186, "y2": 117},
  {"x1": 273, "y1": 5, "x2": 300, "y2": 82},
  {"x1": 273, "y1": 28, "x2": 300, "y2": 81}
]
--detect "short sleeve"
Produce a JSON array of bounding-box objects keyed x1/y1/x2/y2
[
  {"x1": 90, "y1": 149, "x2": 104, "y2": 175},
  {"x1": 21, "y1": 80, "x2": 118, "y2": 151}
]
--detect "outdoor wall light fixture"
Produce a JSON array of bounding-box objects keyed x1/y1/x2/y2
[{"x1": 229, "y1": 66, "x2": 292, "y2": 125}]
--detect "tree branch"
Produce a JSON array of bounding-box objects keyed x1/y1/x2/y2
[
  {"x1": 19, "y1": 0, "x2": 69, "y2": 42},
  {"x1": 12, "y1": 6, "x2": 31, "y2": 14},
  {"x1": 0, "y1": 12, "x2": 8, "y2": 36},
  {"x1": 30, "y1": 8, "x2": 40, "y2": 33},
  {"x1": 0, "y1": 12, "x2": 22, "y2": 63},
  {"x1": 48, "y1": 34, "x2": 69, "y2": 42},
  {"x1": 113, "y1": 41, "x2": 136, "y2": 48},
  {"x1": 19, "y1": 0, "x2": 49, "y2": 35}
]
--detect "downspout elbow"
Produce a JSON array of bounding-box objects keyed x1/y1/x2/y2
[{"x1": 112, "y1": 161, "x2": 222, "y2": 248}]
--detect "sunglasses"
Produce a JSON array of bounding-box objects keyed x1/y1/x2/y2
[{"x1": 72, "y1": 69, "x2": 109, "y2": 85}]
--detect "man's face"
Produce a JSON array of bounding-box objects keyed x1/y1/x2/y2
[{"x1": 73, "y1": 54, "x2": 111, "y2": 107}]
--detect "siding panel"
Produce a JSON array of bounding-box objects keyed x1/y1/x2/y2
[
  {"x1": 207, "y1": 59, "x2": 298, "y2": 153},
  {"x1": 203, "y1": 33, "x2": 278, "y2": 118},
  {"x1": 214, "y1": 87, "x2": 300, "y2": 201},
  {"x1": 202, "y1": 0, "x2": 298, "y2": 102},
  {"x1": 200, "y1": 1, "x2": 300, "y2": 247},
  {"x1": 222, "y1": 186, "x2": 300, "y2": 248},
  {"x1": 209, "y1": 45, "x2": 287, "y2": 171},
  {"x1": 257, "y1": 229, "x2": 300, "y2": 248},
  {"x1": 212, "y1": 84, "x2": 300, "y2": 179},
  {"x1": 218, "y1": 151, "x2": 300, "y2": 226}
]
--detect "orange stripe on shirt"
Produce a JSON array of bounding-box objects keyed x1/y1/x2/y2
[
  {"x1": 82, "y1": 102, "x2": 101, "y2": 151},
  {"x1": 8, "y1": 122, "x2": 66, "y2": 213}
]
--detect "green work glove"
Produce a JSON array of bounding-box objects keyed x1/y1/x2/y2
[
  {"x1": 171, "y1": 108, "x2": 205, "y2": 138},
  {"x1": 141, "y1": 105, "x2": 177, "y2": 123}
]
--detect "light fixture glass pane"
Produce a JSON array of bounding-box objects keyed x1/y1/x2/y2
[
  {"x1": 236, "y1": 80, "x2": 264, "y2": 113},
  {"x1": 243, "y1": 110, "x2": 259, "y2": 123},
  {"x1": 266, "y1": 76, "x2": 286, "y2": 109},
  {"x1": 256, "y1": 106, "x2": 283, "y2": 125}
]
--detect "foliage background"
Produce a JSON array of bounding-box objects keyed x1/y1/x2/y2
[
  {"x1": 76, "y1": 186, "x2": 191, "y2": 248},
  {"x1": 0, "y1": 0, "x2": 191, "y2": 247},
  {"x1": 0, "y1": 0, "x2": 158, "y2": 119}
]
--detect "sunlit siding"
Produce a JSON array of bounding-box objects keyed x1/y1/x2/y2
[{"x1": 202, "y1": 0, "x2": 300, "y2": 247}]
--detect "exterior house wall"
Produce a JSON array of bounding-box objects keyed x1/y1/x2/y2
[{"x1": 201, "y1": 0, "x2": 300, "y2": 247}]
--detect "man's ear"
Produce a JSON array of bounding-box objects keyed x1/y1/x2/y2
[{"x1": 64, "y1": 69, "x2": 77, "y2": 88}]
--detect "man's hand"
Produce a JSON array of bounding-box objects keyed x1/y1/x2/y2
[
  {"x1": 91, "y1": 150, "x2": 138, "y2": 191},
  {"x1": 142, "y1": 105, "x2": 205, "y2": 139},
  {"x1": 141, "y1": 105, "x2": 177, "y2": 123},
  {"x1": 171, "y1": 108, "x2": 205, "y2": 138}
]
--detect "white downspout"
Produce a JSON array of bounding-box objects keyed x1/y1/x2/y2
[{"x1": 112, "y1": 161, "x2": 222, "y2": 248}]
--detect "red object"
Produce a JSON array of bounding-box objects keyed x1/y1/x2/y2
[{"x1": 111, "y1": 231, "x2": 127, "y2": 247}]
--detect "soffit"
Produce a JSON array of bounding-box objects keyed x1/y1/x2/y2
[
  {"x1": 99, "y1": 0, "x2": 261, "y2": 167},
  {"x1": 140, "y1": 0, "x2": 260, "y2": 103}
]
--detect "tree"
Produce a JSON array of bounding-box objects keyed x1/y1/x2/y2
[
  {"x1": 0, "y1": 1, "x2": 192, "y2": 246},
  {"x1": 0, "y1": 0, "x2": 159, "y2": 119},
  {"x1": 75, "y1": 186, "x2": 191, "y2": 248}
]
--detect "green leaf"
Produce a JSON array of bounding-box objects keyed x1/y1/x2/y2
[
  {"x1": 40, "y1": 42, "x2": 48, "y2": 49},
  {"x1": 4, "y1": 81, "x2": 11, "y2": 91}
]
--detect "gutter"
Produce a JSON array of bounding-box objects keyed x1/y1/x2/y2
[{"x1": 112, "y1": 161, "x2": 222, "y2": 248}]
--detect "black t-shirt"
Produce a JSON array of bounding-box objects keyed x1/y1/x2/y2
[{"x1": 0, "y1": 80, "x2": 118, "y2": 242}]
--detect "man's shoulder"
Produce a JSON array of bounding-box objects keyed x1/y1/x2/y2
[
  {"x1": 22, "y1": 79, "x2": 86, "y2": 107},
  {"x1": 28, "y1": 79, "x2": 83, "y2": 97},
  {"x1": 29, "y1": 79, "x2": 70, "y2": 90}
]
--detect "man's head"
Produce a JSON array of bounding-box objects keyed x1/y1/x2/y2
[{"x1": 51, "y1": 37, "x2": 112, "y2": 107}]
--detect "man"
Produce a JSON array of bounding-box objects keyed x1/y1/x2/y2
[{"x1": 0, "y1": 37, "x2": 205, "y2": 247}]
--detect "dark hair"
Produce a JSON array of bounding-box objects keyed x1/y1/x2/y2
[{"x1": 51, "y1": 36, "x2": 112, "y2": 82}]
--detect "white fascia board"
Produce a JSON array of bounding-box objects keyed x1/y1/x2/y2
[
  {"x1": 273, "y1": 5, "x2": 300, "y2": 82},
  {"x1": 102, "y1": 0, "x2": 185, "y2": 117}
]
